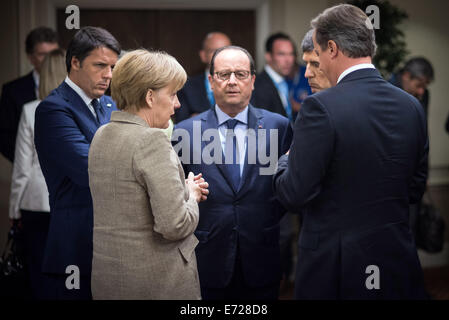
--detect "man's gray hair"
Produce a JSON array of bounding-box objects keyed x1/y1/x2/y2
[
  {"x1": 311, "y1": 4, "x2": 377, "y2": 58},
  {"x1": 301, "y1": 29, "x2": 315, "y2": 53}
]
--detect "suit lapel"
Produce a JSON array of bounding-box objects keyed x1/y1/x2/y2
[
  {"x1": 238, "y1": 105, "x2": 262, "y2": 196},
  {"x1": 59, "y1": 82, "x2": 101, "y2": 138}
]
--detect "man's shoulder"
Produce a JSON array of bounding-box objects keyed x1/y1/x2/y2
[
  {"x1": 183, "y1": 73, "x2": 205, "y2": 89},
  {"x1": 251, "y1": 106, "x2": 289, "y2": 126},
  {"x1": 2, "y1": 72, "x2": 33, "y2": 91},
  {"x1": 175, "y1": 110, "x2": 208, "y2": 130}
]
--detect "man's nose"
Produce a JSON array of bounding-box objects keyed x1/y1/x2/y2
[
  {"x1": 228, "y1": 72, "x2": 237, "y2": 84},
  {"x1": 104, "y1": 66, "x2": 113, "y2": 79},
  {"x1": 304, "y1": 66, "x2": 313, "y2": 79}
]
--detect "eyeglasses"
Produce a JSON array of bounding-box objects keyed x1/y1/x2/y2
[{"x1": 214, "y1": 70, "x2": 252, "y2": 81}]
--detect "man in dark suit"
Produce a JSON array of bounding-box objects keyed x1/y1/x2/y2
[
  {"x1": 35, "y1": 27, "x2": 120, "y2": 300},
  {"x1": 250, "y1": 32, "x2": 296, "y2": 122},
  {"x1": 0, "y1": 27, "x2": 58, "y2": 162},
  {"x1": 174, "y1": 46, "x2": 292, "y2": 299},
  {"x1": 175, "y1": 32, "x2": 231, "y2": 122},
  {"x1": 273, "y1": 4, "x2": 428, "y2": 299}
]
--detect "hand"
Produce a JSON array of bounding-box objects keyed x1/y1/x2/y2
[
  {"x1": 186, "y1": 172, "x2": 203, "y2": 203},
  {"x1": 193, "y1": 173, "x2": 209, "y2": 202}
]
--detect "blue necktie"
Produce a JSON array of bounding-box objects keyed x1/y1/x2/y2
[
  {"x1": 92, "y1": 99, "x2": 107, "y2": 125},
  {"x1": 278, "y1": 80, "x2": 293, "y2": 122},
  {"x1": 225, "y1": 119, "x2": 240, "y2": 192}
]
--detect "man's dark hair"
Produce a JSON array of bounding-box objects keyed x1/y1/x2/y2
[
  {"x1": 311, "y1": 4, "x2": 377, "y2": 58},
  {"x1": 265, "y1": 32, "x2": 294, "y2": 53},
  {"x1": 301, "y1": 29, "x2": 315, "y2": 53},
  {"x1": 66, "y1": 26, "x2": 121, "y2": 73},
  {"x1": 25, "y1": 27, "x2": 58, "y2": 54},
  {"x1": 209, "y1": 46, "x2": 256, "y2": 76},
  {"x1": 401, "y1": 57, "x2": 434, "y2": 82}
]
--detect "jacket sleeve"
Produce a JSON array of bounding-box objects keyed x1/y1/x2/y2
[
  {"x1": 409, "y1": 100, "x2": 429, "y2": 204},
  {"x1": 133, "y1": 129, "x2": 199, "y2": 241},
  {"x1": 9, "y1": 105, "x2": 33, "y2": 219},
  {"x1": 273, "y1": 96, "x2": 334, "y2": 212},
  {"x1": 34, "y1": 99, "x2": 90, "y2": 187},
  {"x1": 0, "y1": 84, "x2": 18, "y2": 162}
]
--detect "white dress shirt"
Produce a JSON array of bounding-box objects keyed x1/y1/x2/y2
[
  {"x1": 215, "y1": 104, "x2": 248, "y2": 176},
  {"x1": 32, "y1": 69, "x2": 39, "y2": 99},
  {"x1": 9, "y1": 100, "x2": 50, "y2": 218},
  {"x1": 337, "y1": 63, "x2": 376, "y2": 84}
]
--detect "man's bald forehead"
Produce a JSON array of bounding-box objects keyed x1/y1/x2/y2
[{"x1": 203, "y1": 32, "x2": 231, "y2": 49}]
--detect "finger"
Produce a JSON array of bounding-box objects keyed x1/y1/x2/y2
[
  {"x1": 194, "y1": 173, "x2": 202, "y2": 181},
  {"x1": 188, "y1": 172, "x2": 195, "y2": 181}
]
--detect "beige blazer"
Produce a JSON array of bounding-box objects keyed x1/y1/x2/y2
[{"x1": 88, "y1": 111, "x2": 201, "y2": 300}]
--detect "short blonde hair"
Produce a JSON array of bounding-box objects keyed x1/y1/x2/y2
[
  {"x1": 111, "y1": 49, "x2": 187, "y2": 111},
  {"x1": 39, "y1": 48, "x2": 66, "y2": 99}
]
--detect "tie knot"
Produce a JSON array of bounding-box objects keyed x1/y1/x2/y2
[
  {"x1": 91, "y1": 99, "x2": 100, "y2": 110},
  {"x1": 225, "y1": 119, "x2": 239, "y2": 130}
]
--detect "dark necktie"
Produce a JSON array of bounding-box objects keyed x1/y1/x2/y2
[
  {"x1": 225, "y1": 119, "x2": 241, "y2": 192},
  {"x1": 91, "y1": 99, "x2": 106, "y2": 125}
]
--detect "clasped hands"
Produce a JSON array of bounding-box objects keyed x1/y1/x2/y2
[{"x1": 186, "y1": 172, "x2": 209, "y2": 203}]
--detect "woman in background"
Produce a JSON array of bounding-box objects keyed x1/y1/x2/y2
[
  {"x1": 9, "y1": 48, "x2": 66, "y2": 299},
  {"x1": 89, "y1": 49, "x2": 208, "y2": 299}
]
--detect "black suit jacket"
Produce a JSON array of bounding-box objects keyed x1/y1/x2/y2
[
  {"x1": 0, "y1": 71, "x2": 36, "y2": 161},
  {"x1": 176, "y1": 72, "x2": 212, "y2": 123},
  {"x1": 274, "y1": 68, "x2": 428, "y2": 299},
  {"x1": 251, "y1": 69, "x2": 286, "y2": 117}
]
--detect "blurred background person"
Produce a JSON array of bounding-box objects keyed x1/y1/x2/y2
[
  {"x1": 88, "y1": 49, "x2": 208, "y2": 300},
  {"x1": 0, "y1": 27, "x2": 59, "y2": 163},
  {"x1": 390, "y1": 57, "x2": 434, "y2": 240},
  {"x1": 8, "y1": 48, "x2": 66, "y2": 300},
  {"x1": 390, "y1": 57, "x2": 434, "y2": 119},
  {"x1": 176, "y1": 32, "x2": 231, "y2": 122},
  {"x1": 251, "y1": 32, "x2": 296, "y2": 122}
]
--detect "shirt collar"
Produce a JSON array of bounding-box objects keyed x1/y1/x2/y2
[
  {"x1": 32, "y1": 69, "x2": 39, "y2": 88},
  {"x1": 337, "y1": 63, "x2": 376, "y2": 84},
  {"x1": 64, "y1": 76, "x2": 99, "y2": 107},
  {"x1": 215, "y1": 104, "x2": 248, "y2": 127},
  {"x1": 264, "y1": 64, "x2": 284, "y2": 85}
]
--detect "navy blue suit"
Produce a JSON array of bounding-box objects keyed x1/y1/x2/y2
[
  {"x1": 35, "y1": 81, "x2": 116, "y2": 299},
  {"x1": 176, "y1": 73, "x2": 212, "y2": 123},
  {"x1": 174, "y1": 105, "x2": 292, "y2": 299},
  {"x1": 273, "y1": 68, "x2": 428, "y2": 299},
  {"x1": 0, "y1": 71, "x2": 36, "y2": 162}
]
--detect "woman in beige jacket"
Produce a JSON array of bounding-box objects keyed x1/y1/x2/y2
[{"x1": 88, "y1": 49, "x2": 208, "y2": 300}]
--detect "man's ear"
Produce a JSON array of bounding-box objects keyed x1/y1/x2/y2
[
  {"x1": 145, "y1": 89, "x2": 153, "y2": 108},
  {"x1": 208, "y1": 74, "x2": 214, "y2": 91},
  {"x1": 199, "y1": 50, "x2": 207, "y2": 65},
  {"x1": 328, "y1": 40, "x2": 338, "y2": 59},
  {"x1": 71, "y1": 56, "x2": 81, "y2": 71}
]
